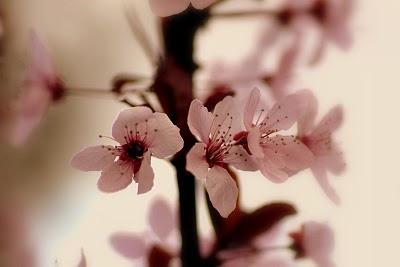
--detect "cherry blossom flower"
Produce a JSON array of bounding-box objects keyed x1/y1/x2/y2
[
  {"x1": 186, "y1": 96, "x2": 257, "y2": 217},
  {"x1": 0, "y1": 202, "x2": 37, "y2": 267},
  {"x1": 297, "y1": 91, "x2": 345, "y2": 204},
  {"x1": 109, "y1": 198, "x2": 176, "y2": 266},
  {"x1": 242, "y1": 88, "x2": 314, "y2": 183},
  {"x1": 278, "y1": 0, "x2": 353, "y2": 64},
  {"x1": 71, "y1": 107, "x2": 184, "y2": 194},
  {"x1": 307, "y1": 0, "x2": 354, "y2": 64},
  {"x1": 290, "y1": 222, "x2": 335, "y2": 267},
  {"x1": 221, "y1": 255, "x2": 294, "y2": 267},
  {"x1": 149, "y1": 0, "x2": 216, "y2": 17},
  {"x1": 110, "y1": 198, "x2": 211, "y2": 266},
  {"x1": 11, "y1": 31, "x2": 64, "y2": 145}
]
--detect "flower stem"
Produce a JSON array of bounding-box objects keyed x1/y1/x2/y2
[{"x1": 211, "y1": 9, "x2": 278, "y2": 19}]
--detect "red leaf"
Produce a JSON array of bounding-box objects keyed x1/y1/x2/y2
[{"x1": 220, "y1": 202, "x2": 297, "y2": 248}]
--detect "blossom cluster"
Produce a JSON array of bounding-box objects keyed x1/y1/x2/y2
[
  {"x1": 0, "y1": 0, "x2": 352, "y2": 266},
  {"x1": 72, "y1": 86, "x2": 344, "y2": 218}
]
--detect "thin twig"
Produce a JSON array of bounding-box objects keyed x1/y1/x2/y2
[
  {"x1": 124, "y1": 3, "x2": 157, "y2": 65},
  {"x1": 211, "y1": 9, "x2": 278, "y2": 19}
]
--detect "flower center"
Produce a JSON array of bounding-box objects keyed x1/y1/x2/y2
[
  {"x1": 124, "y1": 141, "x2": 146, "y2": 160},
  {"x1": 205, "y1": 112, "x2": 235, "y2": 167}
]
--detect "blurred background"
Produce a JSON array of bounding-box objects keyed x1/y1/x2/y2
[{"x1": 0, "y1": 0, "x2": 397, "y2": 266}]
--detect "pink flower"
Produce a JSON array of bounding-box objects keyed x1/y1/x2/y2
[
  {"x1": 149, "y1": 0, "x2": 216, "y2": 17},
  {"x1": 186, "y1": 96, "x2": 257, "y2": 217},
  {"x1": 297, "y1": 91, "x2": 345, "y2": 204},
  {"x1": 0, "y1": 202, "x2": 37, "y2": 267},
  {"x1": 110, "y1": 198, "x2": 178, "y2": 265},
  {"x1": 71, "y1": 107, "x2": 184, "y2": 194},
  {"x1": 242, "y1": 88, "x2": 314, "y2": 183},
  {"x1": 307, "y1": 0, "x2": 354, "y2": 64},
  {"x1": 291, "y1": 222, "x2": 335, "y2": 267},
  {"x1": 279, "y1": 0, "x2": 353, "y2": 64},
  {"x1": 221, "y1": 256, "x2": 294, "y2": 267},
  {"x1": 11, "y1": 31, "x2": 64, "y2": 145},
  {"x1": 111, "y1": 198, "x2": 213, "y2": 265}
]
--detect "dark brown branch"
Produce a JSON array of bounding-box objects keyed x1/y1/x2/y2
[{"x1": 152, "y1": 7, "x2": 210, "y2": 267}]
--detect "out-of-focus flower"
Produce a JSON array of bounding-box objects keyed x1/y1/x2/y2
[
  {"x1": 290, "y1": 222, "x2": 335, "y2": 267},
  {"x1": 278, "y1": 0, "x2": 354, "y2": 64},
  {"x1": 149, "y1": 0, "x2": 216, "y2": 17},
  {"x1": 186, "y1": 96, "x2": 257, "y2": 217},
  {"x1": 0, "y1": 202, "x2": 36, "y2": 267},
  {"x1": 297, "y1": 91, "x2": 345, "y2": 204},
  {"x1": 110, "y1": 198, "x2": 207, "y2": 266},
  {"x1": 307, "y1": 0, "x2": 354, "y2": 63},
  {"x1": 241, "y1": 88, "x2": 314, "y2": 183},
  {"x1": 71, "y1": 107, "x2": 183, "y2": 194},
  {"x1": 221, "y1": 255, "x2": 294, "y2": 267},
  {"x1": 10, "y1": 31, "x2": 64, "y2": 145}
]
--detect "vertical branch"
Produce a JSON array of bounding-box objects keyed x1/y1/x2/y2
[{"x1": 152, "y1": 8, "x2": 210, "y2": 267}]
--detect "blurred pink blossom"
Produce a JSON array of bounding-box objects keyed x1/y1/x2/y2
[
  {"x1": 149, "y1": 0, "x2": 216, "y2": 17},
  {"x1": 242, "y1": 88, "x2": 314, "y2": 183},
  {"x1": 0, "y1": 202, "x2": 37, "y2": 267},
  {"x1": 110, "y1": 198, "x2": 212, "y2": 266},
  {"x1": 71, "y1": 107, "x2": 183, "y2": 194},
  {"x1": 291, "y1": 222, "x2": 336, "y2": 267},
  {"x1": 298, "y1": 91, "x2": 345, "y2": 204},
  {"x1": 186, "y1": 96, "x2": 257, "y2": 217},
  {"x1": 10, "y1": 31, "x2": 64, "y2": 145},
  {"x1": 280, "y1": 0, "x2": 354, "y2": 64}
]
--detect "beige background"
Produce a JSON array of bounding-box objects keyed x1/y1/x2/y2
[{"x1": 0, "y1": 0, "x2": 396, "y2": 266}]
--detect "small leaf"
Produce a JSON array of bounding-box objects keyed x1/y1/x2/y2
[{"x1": 220, "y1": 202, "x2": 297, "y2": 248}]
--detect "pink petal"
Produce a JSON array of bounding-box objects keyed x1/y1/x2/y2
[
  {"x1": 29, "y1": 31, "x2": 57, "y2": 84},
  {"x1": 188, "y1": 99, "x2": 213, "y2": 143},
  {"x1": 263, "y1": 92, "x2": 308, "y2": 132},
  {"x1": 271, "y1": 41, "x2": 301, "y2": 99},
  {"x1": 110, "y1": 232, "x2": 146, "y2": 259},
  {"x1": 149, "y1": 0, "x2": 190, "y2": 17},
  {"x1": 322, "y1": 151, "x2": 346, "y2": 175},
  {"x1": 71, "y1": 145, "x2": 117, "y2": 171},
  {"x1": 269, "y1": 135, "x2": 314, "y2": 171},
  {"x1": 135, "y1": 152, "x2": 154, "y2": 194},
  {"x1": 309, "y1": 31, "x2": 328, "y2": 65},
  {"x1": 147, "y1": 112, "x2": 184, "y2": 158},
  {"x1": 311, "y1": 105, "x2": 343, "y2": 139},
  {"x1": 97, "y1": 160, "x2": 134, "y2": 193},
  {"x1": 112, "y1": 107, "x2": 154, "y2": 144},
  {"x1": 77, "y1": 249, "x2": 86, "y2": 267},
  {"x1": 311, "y1": 164, "x2": 341, "y2": 205},
  {"x1": 186, "y1": 143, "x2": 209, "y2": 180},
  {"x1": 148, "y1": 198, "x2": 175, "y2": 241},
  {"x1": 205, "y1": 166, "x2": 238, "y2": 218},
  {"x1": 226, "y1": 145, "x2": 258, "y2": 171},
  {"x1": 258, "y1": 158, "x2": 289, "y2": 183},
  {"x1": 297, "y1": 90, "x2": 318, "y2": 136},
  {"x1": 247, "y1": 127, "x2": 264, "y2": 158},
  {"x1": 243, "y1": 88, "x2": 261, "y2": 130},
  {"x1": 11, "y1": 85, "x2": 51, "y2": 145},
  {"x1": 303, "y1": 222, "x2": 335, "y2": 265},
  {"x1": 191, "y1": 0, "x2": 216, "y2": 9},
  {"x1": 211, "y1": 96, "x2": 240, "y2": 135}
]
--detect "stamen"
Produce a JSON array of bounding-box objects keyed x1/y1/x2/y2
[{"x1": 98, "y1": 134, "x2": 117, "y2": 142}]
